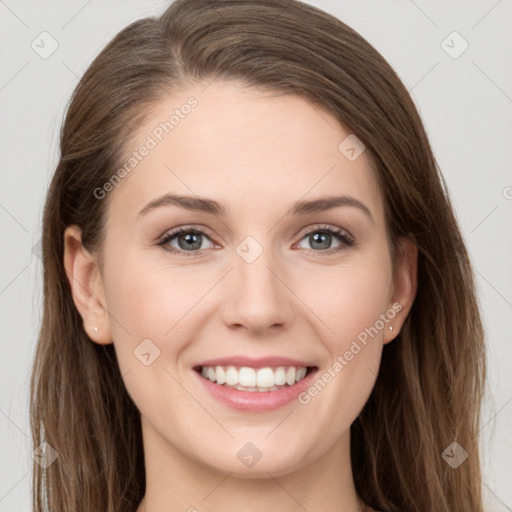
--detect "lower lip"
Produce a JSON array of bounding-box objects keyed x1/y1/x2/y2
[{"x1": 193, "y1": 367, "x2": 318, "y2": 412}]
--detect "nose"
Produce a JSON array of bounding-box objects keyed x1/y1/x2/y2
[{"x1": 220, "y1": 244, "x2": 294, "y2": 335}]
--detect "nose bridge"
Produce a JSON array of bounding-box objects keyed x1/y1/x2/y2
[{"x1": 223, "y1": 234, "x2": 292, "y2": 333}]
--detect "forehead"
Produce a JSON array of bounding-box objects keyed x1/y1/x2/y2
[{"x1": 106, "y1": 80, "x2": 384, "y2": 224}]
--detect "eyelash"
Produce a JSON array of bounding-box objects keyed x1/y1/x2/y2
[{"x1": 157, "y1": 224, "x2": 355, "y2": 258}]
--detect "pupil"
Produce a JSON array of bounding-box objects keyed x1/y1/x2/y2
[
  {"x1": 311, "y1": 232, "x2": 331, "y2": 250},
  {"x1": 179, "y1": 232, "x2": 201, "y2": 250}
]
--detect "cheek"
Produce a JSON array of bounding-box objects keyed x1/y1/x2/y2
[
  {"x1": 293, "y1": 264, "x2": 391, "y2": 425},
  {"x1": 102, "y1": 256, "x2": 206, "y2": 418},
  {"x1": 297, "y1": 257, "x2": 392, "y2": 411},
  {"x1": 104, "y1": 251, "x2": 208, "y2": 336},
  {"x1": 297, "y1": 257, "x2": 392, "y2": 345},
  {"x1": 101, "y1": 253, "x2": 199, "y2": 377}
]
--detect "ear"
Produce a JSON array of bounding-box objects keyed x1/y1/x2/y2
[
  {"x1": 63, "y1": 225, "x2": 113, "y2": 345},
  {"x1": 383, "y1": 236, "x2": 418, "y2": 344}
]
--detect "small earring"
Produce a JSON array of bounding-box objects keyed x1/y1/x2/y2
[
  {"x1": 90, "y1": 326, "x2": 98, "y2": 333},
  {"x1": 389, "y1": 325, "x2": 393, "y2": 332}
]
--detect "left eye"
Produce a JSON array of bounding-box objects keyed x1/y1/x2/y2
[
  {"x1": 296, "y1": 227, "x2": 351, "y2": 252},
  {"x1": 158, "y1": 225, "x2": 354, "y2": 256}
]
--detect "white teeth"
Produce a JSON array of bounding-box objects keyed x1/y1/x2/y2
[
  {"x1": 274, "y1": 367, "x2": 287, "y2": 385},
  {"x1": 286, "y1": 367, "x2": 296, "y2": 386},
  {"x1": 216, "y1": 366, "x2": 226, "y2": 385},
  {"x1": 256, "y1": 367, "x2": 274, "y2": 388},
  {"x1": 239, "y1": 367, "x2": 256, "y2": 387},
  {"x1": 225, "y1": 366, "x2": 238, "y2": 386},
  {"x1": 199, "y1": 365, "x2": 310, "y2": 389}
]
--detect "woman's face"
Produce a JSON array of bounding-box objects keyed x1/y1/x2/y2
[{"x1": 68, "y1": 80, "x2": 416, "y2": 477}]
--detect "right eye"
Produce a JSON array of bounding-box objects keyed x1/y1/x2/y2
[{"x1": 158, "y1": 227, "x2": 217, "y2": 256}]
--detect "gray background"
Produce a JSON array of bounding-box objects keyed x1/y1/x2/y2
[{"x1": 1, "y1": 0, "x2": 511, "y2": 510}]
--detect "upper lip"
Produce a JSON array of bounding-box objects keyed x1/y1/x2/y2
[{"x1": 194, "y1": 356, "x2": 317, "y2": 370}]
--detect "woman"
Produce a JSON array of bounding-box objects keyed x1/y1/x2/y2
[{"x1": 30, "y1": 0, "x2": 486, "y2": 511}]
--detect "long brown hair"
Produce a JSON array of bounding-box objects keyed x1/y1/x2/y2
[{"x1": 30, "y1": 0, "x2": 486, "y2": 510}]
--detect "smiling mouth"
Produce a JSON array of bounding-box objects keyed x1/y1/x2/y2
[{"x1": 193, "y1": 365, "x2": 318, "y2": 392}]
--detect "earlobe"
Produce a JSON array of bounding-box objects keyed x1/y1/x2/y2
[
  {"x1": 63, "y1": 225, "x2": 113, "y2": 345},
  {"x1": 384, "y1": 236, "x2": 418, "y2": 344}
]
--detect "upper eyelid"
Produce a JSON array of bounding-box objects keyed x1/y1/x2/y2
[{"x1": 159, "y1": 224, "x2": 217, "y2": 243}]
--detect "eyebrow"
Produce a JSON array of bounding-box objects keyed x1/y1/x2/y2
[{"x1": 137, "y1": 193, "x2": 373, "y2": 222}]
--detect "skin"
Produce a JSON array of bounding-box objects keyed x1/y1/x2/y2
[{"x1": 64, "y1": 80, "x2": 417, "y2": 512}]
